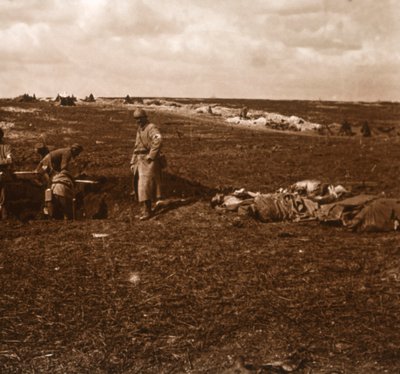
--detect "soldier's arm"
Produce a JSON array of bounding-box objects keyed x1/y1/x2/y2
[
  {"x1": 130, "y1": 133, "x2": 140, "y2": 164},
  {"x1": 35, "y1": 159, "x2": 43, "y2": 172},
  {"x1": 60, "y1": 152, "x2": 72, "y2": 171},
  {"x1": 147, "y1": 127, "x2": 162, "y2": 160}
]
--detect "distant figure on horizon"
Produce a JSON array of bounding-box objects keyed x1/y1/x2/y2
[
  {"x1": 339, "y1": 119, "x2": 353, "y2": 136},
  {"x1": 240, "y1": 106, "x2": 248, "y2": 119},
  {"x1": 361, "y1": 121, "x2": 371, "y2": 137}
]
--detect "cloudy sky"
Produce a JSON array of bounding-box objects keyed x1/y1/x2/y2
[{"x1": 1, "y1": 0, "x2": 399, "y2": 101}]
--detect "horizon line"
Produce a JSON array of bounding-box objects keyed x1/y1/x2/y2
[{"x1": 1, "y1": 95, "x2": 399, "y2": 104}]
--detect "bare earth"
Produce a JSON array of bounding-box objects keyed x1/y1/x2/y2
[{"x1": 1, "y1": 98, "x2": 400, "y2": 373}]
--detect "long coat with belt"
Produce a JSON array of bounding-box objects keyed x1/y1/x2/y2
[{"x1": 130, "y1": 122, "x2": 162, "y2": 202}]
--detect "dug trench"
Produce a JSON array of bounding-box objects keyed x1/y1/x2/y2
[{"x1": 5, "y1": 171, "x2": 216, "y2": 222}]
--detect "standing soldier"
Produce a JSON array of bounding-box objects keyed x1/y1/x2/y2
[
  {"x1": 361, "y1": 121, "x2": 371, "y2": 137},
  {"x1": 0, "y1": 128, "x2": 13, "y2": 219},
  {"x1": 339, "y1": 119, "x2": 353, "y2": 136},
  {"x1": 240, "y1": 106, "x2": 248, "y2": 119},
  {"x1": 130, "y1": 108, "x2": 164, "y2": 220}
]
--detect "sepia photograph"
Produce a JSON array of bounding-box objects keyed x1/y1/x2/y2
[{"x1": 1, "y1": 0, "x2": 399, "y2": 372}]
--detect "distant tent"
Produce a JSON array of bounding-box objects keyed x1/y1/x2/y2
[
  {"x1": 83, "y1": 93, "x2": 96, "y2": 102},
  {"x1": 15, "y1": 93, "x2": 37, "y2": 102},
  {"x1": 60, "y1": 97, "x2": 75, "y2": 106},
  {"x1": 124, "y1": 95, "x2": 134, "y2": 104},
  {"x1": 58, "y1": 94, "x2": 76, "y2": 106}
]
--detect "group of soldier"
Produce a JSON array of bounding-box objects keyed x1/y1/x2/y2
[{"x1": 0, "y1": 108, "x2": 164, "y2": 221}]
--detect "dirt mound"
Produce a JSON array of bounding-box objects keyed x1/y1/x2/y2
[
  {"x1": 5, "y1": 175, "x2": 109, "y2": 221},
  {"x1": 6, "y1": 179, "x2": 43, "y2": 221}
]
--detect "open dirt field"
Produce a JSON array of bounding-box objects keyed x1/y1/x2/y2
[{"x1": 1, "y1": 98, "x2": 400, "y2": 373}]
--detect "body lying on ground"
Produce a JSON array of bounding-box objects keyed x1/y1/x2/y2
[{"x1": 209, "y1": 180, "x2": 400, "y2": 232}]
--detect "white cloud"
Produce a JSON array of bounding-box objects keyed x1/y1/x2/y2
[{"x1": 76, "y1": 0, "x2": 185, "y2": 38}]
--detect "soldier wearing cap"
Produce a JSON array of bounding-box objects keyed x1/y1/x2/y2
[
  {"x1": 0, "y1": 128, "x2": 13, "y2": 219},
  {"x1": 130, "y1": 108, "x2": 163, "y2": 220},
  {"x1": 36, "y1": 143, "x2": 83, "y2": 182},
  {"x1": 36, "y1": 143, "x2": 83, "y2": 219}
]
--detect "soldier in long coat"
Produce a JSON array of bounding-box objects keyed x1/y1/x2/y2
[{"x1": 130, "y1": 108, "x2": 163, "y2": 220}]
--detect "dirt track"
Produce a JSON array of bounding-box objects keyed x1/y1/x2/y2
[{"x1": 1, "y1": 98, "x2": 400, "y2": 373}]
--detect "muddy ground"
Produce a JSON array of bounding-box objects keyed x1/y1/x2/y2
[{"x1": 1, "y1": 98, "x2": 400, "y2": 373}]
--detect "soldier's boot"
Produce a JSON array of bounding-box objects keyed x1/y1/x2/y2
[{"x1": 139, "y1": 200, "x2": 152, "y2": 221}]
